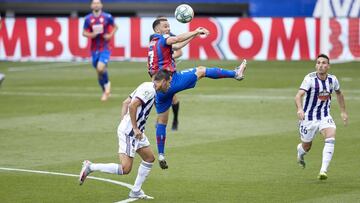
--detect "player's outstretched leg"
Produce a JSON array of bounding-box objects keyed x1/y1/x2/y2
[
  {"x1": 297, "y1": 143, "x2": 306, "y2": 168},
  {"x1": 79, "y1": 160, "x2": 92, "y2": 185},
  {"x1": 201, "y1": 59, "x2": 247, "y2": 81}
]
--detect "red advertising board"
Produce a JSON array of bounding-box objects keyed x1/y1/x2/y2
[{"x1": 0, "y1": 17, "x2": 359, "y2": 61}]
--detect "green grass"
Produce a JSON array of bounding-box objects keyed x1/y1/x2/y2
[{"x1": 0, "y1": 60, "x2": 360, "y2": 202}]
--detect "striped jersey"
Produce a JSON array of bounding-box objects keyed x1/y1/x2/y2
[
  {"x1": 300, "y1": 72, "x2": 340, "y2": 121},
  {"x1": 83, "y1": 12, "x2": 115, "y2": 52},
  {"x1": 119, "y1": 82, "x2": 156, "y2": 136},
  {"x1": 148, "y1": 33, "x2": 176, "y2": 76}
]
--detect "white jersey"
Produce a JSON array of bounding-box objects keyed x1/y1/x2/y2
[
  {"x1": 118, "y1": 82, "x2": 156, "y2": 136},
  {"x1": 300, "y1": 72, "x2": 340, "y2": 121}
]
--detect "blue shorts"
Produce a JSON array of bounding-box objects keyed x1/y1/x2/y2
[
  {"x1": 91, "y1": 50, "x2": 111, "y2": 68},
  {"x1": 155, "y1": 68, "x2": 198, "y2": 113}
]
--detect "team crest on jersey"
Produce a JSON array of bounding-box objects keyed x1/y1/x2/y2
[
  {"x1": 91, "y1": 19, "x2": 95, "y2": 23},
  {"x1": 100, "y1": 17, "x2": 104, "y2": 23},
  {"x1": 318, "y1": 89, "x2": 330, "y2": 101},
  {"x1": 143, "y1": 91, "x2": 151, "y2": 100}
]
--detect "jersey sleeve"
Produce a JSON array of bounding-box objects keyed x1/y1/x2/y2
[
  {"x1": 129, "y1": 89, "x2": 136, "y2": 98},
  {"x1": 299, "y1": 75, "x2": 311, "y2": 91},
  {"x1": 133, "y1": 85, "x2": 155, "y2": 104},
  {"x1": 160, "y1": 34, "x2": 170, "y2": 46},
  {"x1": 107, "y1": 14, "x2": 115, "y2": 26},
  {"x1": 83, "y1": 17, "x2": 91, "y2": 31},
  {"x1": 333, "y1": 76, "x2": 340, "y2": 91}
]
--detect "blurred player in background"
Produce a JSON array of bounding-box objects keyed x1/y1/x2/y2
[
  {"x1": 83, "y1": 0, "x2": 118, "y2": 101},
  {"x1": 79, "y1": 70, "x2": 172, "y2": 199},
  {"x1": 155, "y1": 16, "x2": 182, "y2": 131},
  {"x1": 295, "y1": 54, "x2": 348, "y2": 180},
  {"x1": 149, "y1": 18, "x2": 247, "y2": 169},
  {"x1": 0, "y1": 15, "x2": 5, "y2": 87}
]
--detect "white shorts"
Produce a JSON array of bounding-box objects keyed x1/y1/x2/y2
[
  {"x1": 298, "y1": 116, "x2": 336, "y2": 142},
  {"x1": 117, "y1": 129, "x2": 150, "y2": 158}
]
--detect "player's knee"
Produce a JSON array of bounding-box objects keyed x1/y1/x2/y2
[
  {"x1": 303, "y1": 143, "x2": 312, "y2": 152},
  {"x1": 157, "y1": 112, "x2": 169, "y2": 124},
  {"x1": 195, "y1": 66, "x2": 206, "y2": 78},
  {"x1": 144, "y1": 155, "x2": 155, "y2": 163},
  {"x1": 97, "y1": 67, "x2": 105, "y2": 74}
]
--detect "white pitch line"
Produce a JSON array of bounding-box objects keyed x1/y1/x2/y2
[{"x1": 0, "y1": 167, "x2": 138, "y2": 203}]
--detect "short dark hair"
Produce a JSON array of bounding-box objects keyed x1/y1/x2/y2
[
  {"x1": 152, "y1": 19, "x2": 167, "y2": 31},
  {"x1": 317, "y1": 54, "x2": 330, "y2": 64},
  {"x1": 153, "y1": 70, "x2": 171, "y2": 81}
]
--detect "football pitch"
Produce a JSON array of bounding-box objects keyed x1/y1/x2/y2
[{"x1": 0, "y1": 60, "x2": 359, "y2": 202}]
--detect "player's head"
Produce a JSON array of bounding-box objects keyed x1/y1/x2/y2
[
  {"x1": 316, "y1": 54, "x2": 330, "y2": 74},
  {"x1": 152, "y1": 18, "x2": 170, "y2": 34},
  {"x1": 153, "y1": 70, "x2": 171, "y2": 92},
  {"x1": 91, "y1": 0, "x2": 103, "y2": 12}
]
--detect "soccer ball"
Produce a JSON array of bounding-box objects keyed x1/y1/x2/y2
[{"x1": 174, "y1": 4, "x2": 194, "y2": 23}]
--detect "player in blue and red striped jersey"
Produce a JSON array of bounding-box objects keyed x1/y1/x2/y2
[
  {"x1": 83, "y1": 0, "x2": 118, "y2": 101},
  {"x1": 148, "y1": 18, "x2": 248, "y2": 169},
  {"x1": 155, "y1": 16, "x2": 182, "y2": 131},
  {"x1": 295, "y1": 54, "x2": 348, "y2": 180}
]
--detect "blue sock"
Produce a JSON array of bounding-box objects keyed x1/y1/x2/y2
[
  {"x1": 205, "y1": 67, "x2": 235, "y2": 79},
  {"x1": 102, "y1": 70, "x2": 109, "y2": 85},
  {"x1": 98, "y1": 75, "x2": 105, "y2": 91},
  {"x1": 156, "y1": 123, "x2": 167, "y2": 154},
  {"x1": 97, "y1": 71, "x2": 109, "y2": 92}
]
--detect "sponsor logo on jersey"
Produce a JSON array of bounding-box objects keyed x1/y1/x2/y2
[{"x1": 318, "y1": 89, "x2": 330, "y2": 101}]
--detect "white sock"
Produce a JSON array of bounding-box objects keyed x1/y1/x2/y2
[
  {"x1": 90, "y1": 163, "x2": 123, "y2": 175},
  {"x1": 132, "y1": 161, "x2": 153, "y2": 192},
  {"x1": 320, "y1": 138, "x2": 335, "y2": 173},
  {"x1": 297, "y1": 143, "x2": 306, "y2": 157}
]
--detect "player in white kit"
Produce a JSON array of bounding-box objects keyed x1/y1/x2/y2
[
  {"x1": 295, "y1": 54, "x2": 348, "y2": 180},
  {"x1": 79, "y1": 70, "x2": 171, "y2": 199}
]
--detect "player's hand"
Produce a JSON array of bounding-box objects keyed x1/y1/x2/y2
[
  {"x1": 341, "y1": 112, "x2": 348, "y2": 126},
  {"x1": 133, "y1": 128, "x2": 143, "y2": 140},
  {"x1": 103, "y1": 33, "x2": 112, "y2": 41},
  {"x1": 297, "y1": 109, "x2": 305, "y2": 120},
  {"x1": 195, "y1": 27, "x2": 209, "y2": 36},
  {"x1": 90, "y1": 32, "x2": 99, "y2": 39}
]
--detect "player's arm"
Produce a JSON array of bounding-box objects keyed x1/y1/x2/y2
[
  {"x1": 335, "y1": 90, "x2": 348, "y2": 126},
  {"x1": 120, "y1": 96, "x2": 131, "y2": 120},
  {"x1": 83, "y1": 29, "x2": 98, "y2": 39},
  {"x1": 103, "y1": 24, "x2": 118, "y2": 41},
  {"x1": 295, "y1": 89, "x2": 306, "y2": 120},
  {"x1": 167, "y1": 27, "x2": 209, "y2": 48},
  {"x1": 172, "y1": 37, "x2": 193, "y2": 51},
  {"x1": 128, "y1": 98, "x2": 143, "y2": 139}
]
